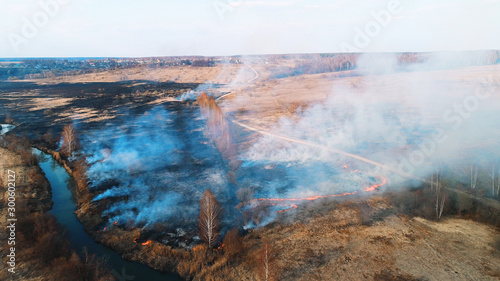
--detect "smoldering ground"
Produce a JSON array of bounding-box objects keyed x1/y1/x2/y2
[
  {"x1": 82, "y1": 62, "x2": 266, "y2": 234},
  {"x1": 84, "y1": 104, "x2": 234, "y2": 229}
]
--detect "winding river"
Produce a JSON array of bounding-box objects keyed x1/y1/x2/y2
[{"x1": 35, "y1": 149, "x2": 181, "y2": 281}]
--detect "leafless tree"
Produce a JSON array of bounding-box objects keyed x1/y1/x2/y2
[
  {"x1": 258, "y1": 241, "x2": 274, "y2": 281},
  {"x1": 262, "y1": 244, "x2": 270, "y2": 281},
  {"x1": 436, "y1": 194, "x2": 445, "y2": 219},
  {"x1": 470, "y1": 163, "x2": 478, "y2": 189},
  {"x1": 61, "y1": 124, "x2": 79, "y2": 157},
  {"x1": 497, "y1": 167, "x2": 500, "y2": 197},
  {"x1": 434, "y1": 168, "x2": 445, "y2": 219},
  {"x1": 198, "y1": 189, "x2": 221, "y2": 248},
  {"x1": 492, "y1": 165, "x2": 496, "y2": 196},
  {"x1": 431, "y1": 168, "x2": 435, "y2": 191},
  {"x1": 494, "y1": 166, "x2": 500, "y2": 198}
]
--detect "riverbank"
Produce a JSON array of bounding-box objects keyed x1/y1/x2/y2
[
  {"x1": 35, "y1": 149, "x2": 181, "y2": 280},
  {"x1": 37, "y1": 145, "x2": 263, "y2": 280},
  {"x1": 37, "y1": 146, "x2": 188, "y2": 277},
  {"x1": 0, "y1": 140, "x2": 51, "y2": 213},
  {"x1": 0, "y1": 143, "x2": 112, "y2": 281}
]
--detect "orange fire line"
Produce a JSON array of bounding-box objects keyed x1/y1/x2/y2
[
  {"x1": 364, "y1": 177, "x2": 387, "y2": 192},
  {"x1": 250, "y1": 176, "x2": 387, "y2": 213},
  {"x1": 133, "y1": 237, "x2": 153, "y2": 246}
]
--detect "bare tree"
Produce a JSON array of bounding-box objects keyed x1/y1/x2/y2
[
  {"x1": 492, "y1": 165, "x2": 496, "y2": 196},
  {"x1": 198, "y1": 189, "x2": 221, "y2": 248},
  {"x1": 470, "y1": 163, "x2": 478, "y2": 189},
  {"x1": 436, "y1": 193, "x2": 445, "y2": 219},
  {"x1": 434, "y1": 168, "x2": 445, "y2": 219},
  {"x1": 258, "y1": 241, "x2": 274, "y2": 281},
  {"x1": 430, "y1": 167, "x2": 436, "y2": 190},
  {"x1": 497, "y1": 167, "x2": 500, "y2": 197},
  {"x1": 61, "y1": 124, "x2": 79, "y2": 157},
  {"x1": 494, "y1": 166, "x2": 500, "y2": 198}
]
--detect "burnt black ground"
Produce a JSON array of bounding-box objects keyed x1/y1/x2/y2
[
  {"x1": 0, "y1": 80, "x2": 201, "y2": 140},
  {"x1": 0, "y1": 79, "x2": 241, "y2": 248}
]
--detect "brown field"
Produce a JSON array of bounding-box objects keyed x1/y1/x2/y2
[
  {"x1": 234, "y1": 198, "x2": 500, "y2": 280},
  {"x1": 221, "y1": 64, "x2": 500, "y2": 128}
]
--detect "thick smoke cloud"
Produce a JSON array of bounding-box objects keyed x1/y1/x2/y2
[{"x1": 242, "y1": 53, "x2": 500, "y2": 191}]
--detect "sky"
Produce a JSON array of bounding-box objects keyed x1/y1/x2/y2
[{"x1": 1, "y1": 0, "x2": 499, "y2": 58}]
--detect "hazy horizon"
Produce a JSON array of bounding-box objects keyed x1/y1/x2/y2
[
  {"x1": 2, "y1": 50, "x2": 500, "y2": 60},
  {"x1": 2, "y1": 0, "x2": 500, "y2": 58}
]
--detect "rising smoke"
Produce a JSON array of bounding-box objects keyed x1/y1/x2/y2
[
  {"x1": 84, "y1": 52, "x2": 500, "y2": 231},
  {"x1": 242, "y1": 52, "x2": 500, "y2": 190},
  {"x1": 84, "y1": 105, "x2": 233, "y2": 228}
]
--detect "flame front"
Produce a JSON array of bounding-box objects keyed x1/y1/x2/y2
[
  {"x1": 364, "y1": 177, "x2": 387, "y2": 192},
  {"x1": 250, "y1": 170, "x2": 387, "y2": 213},
  {"x1": 133, "y1": 236, "x2": 152, "y2": 246},
  {"x1": 213, "y1": 243, "x2": 225, "y2": 251}
]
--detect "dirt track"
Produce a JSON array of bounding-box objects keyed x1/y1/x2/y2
[{"x1": 217, "y1": 65, "x2": 418, "y2": 180}]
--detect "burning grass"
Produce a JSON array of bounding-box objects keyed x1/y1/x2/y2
[
  {"x1": 29, "y1": 142, "x2": 500, "y2": 280},
  {"x1": 5, "y1": 55, "x2": 500, "y2": 280}
]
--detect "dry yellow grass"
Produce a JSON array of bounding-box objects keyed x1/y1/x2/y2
[
  {"x1": 228, "y1": 197, "x2": 500, "y2": 281},
  {"x1": 221, "y1": 64, "x2": 500, "y2": 130},
  {"x1": 32, "y1": 64, "x2": 250, "y2": 85}
]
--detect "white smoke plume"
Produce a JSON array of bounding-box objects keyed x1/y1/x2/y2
[{"x1": 242, "y1": 52, "x2": 500, "y2": 193}]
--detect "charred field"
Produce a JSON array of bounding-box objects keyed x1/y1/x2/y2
[
  {"x1": 2, "y1": 54, "x2": 500, "y2": 280},
  {"x1": 0, "y1": 79, "x2": 202, "y2": 139}
]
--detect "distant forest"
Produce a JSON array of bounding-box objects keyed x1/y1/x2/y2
[{"x1": 1, "y1": 50, "x2": 498, "y2": 81}]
